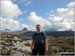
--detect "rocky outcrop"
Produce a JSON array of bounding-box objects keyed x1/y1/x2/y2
[{"x1": 0, "y1": 37, "x2": 31, "y2": 56}]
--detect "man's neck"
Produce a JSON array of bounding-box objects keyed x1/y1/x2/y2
[{"x1": 37, "y1": 30, "x2": 41, "y2": 32}]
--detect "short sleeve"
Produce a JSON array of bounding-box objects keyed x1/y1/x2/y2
[
  {"x1": 41, "y1": 32, "x2": 47, "y2": 40},
  {"x1": 32, "y1": 32, "x2": 36, "y2": 40}
]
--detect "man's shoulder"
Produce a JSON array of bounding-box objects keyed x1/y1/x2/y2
[
  {"x1": 33, "y1": 32, "x2": 37, "y2": 35},
  {"x1": 41, "y1": 31, "x2": 45, "y2": 34},
  {"x1": 34, "y1": 31, "x2": 37, "y2": 34},
  {"x1": 33, "y1": 31, "x2": 46, "y2": 35}
]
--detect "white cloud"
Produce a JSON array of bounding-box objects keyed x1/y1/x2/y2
[
  {"x1": 22, "y1": 24, "x2": 28, "y2": 29},
  {"x1": 56, "y1": 8, "x2": 68, "y2": 14},
  {"x1": 28, "y1": 12, "x2": 52, "y2": 30},
  {"x1": 0, "y1": 1, "x2": 75, "y2": 31},
  {"x1": 28, "y1": 2, "x2": 75, "y2": 31},
  {"x1": 67, "y1": 2, "x2": 75, "y2": 8},
  {"x1": 0, "y1": 17, "x2": 28, "y2": 31},
  {"x1": 0, "y1": 17, "x2": 20, "y2": 31},
  {"x1": 48, "y1": 2, "x2": 75, "y2": 31},
  {"x1": 0, "y1": 1, "x2": 22, "y2": 17},
  {"x1": 0, "y1": 0, "x2": 28, "y2": 31}
]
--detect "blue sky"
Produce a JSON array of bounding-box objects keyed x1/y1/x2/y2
[
  {"x1": 1, "y1": 0, "x2": 74, "y2": 31},
  {"x1": 13, "y1": 0, "x2": 73, "y2": 26}
]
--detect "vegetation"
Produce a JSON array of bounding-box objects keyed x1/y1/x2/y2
[
  {"x1": 0, "y1": 33, "x2": 74, "y2": 55},
  {"x1": 47, "y1": 37, "x2": 74, "y2": 55}
]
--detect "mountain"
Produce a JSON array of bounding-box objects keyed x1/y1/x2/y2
[
  {"x1": 0, "y1": 29, "x2": 10, "y2": 32},
  {"x1": 15, "y1": 27, "x2": 28, "y2": 32},
  {"x1": 45, "y1": 31, "x2": 74, "y2": 37},
  {"x1": 0, "y1": 28, "x2": 74, "y2": 39},
  {"x1": 22, "y1": 31, "x2": 74, "y2": 37},
  {"x1": 20, "y1": 27, "x2": 28, "y2": 32},
  {"x1": 0, "y1": 28, "x2": 28, "y2": 33},
  {"x1": 22, "y1": 28, "x2": 28, "y2": 31},
  {"x1": 5, "y1": 29, "x2": 10, "y2": 31},
  {"x1": 46, "y1": 28, "x2": 57, "y2": 31}
]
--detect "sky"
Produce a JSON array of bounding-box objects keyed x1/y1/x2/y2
[{"x1": 0, "y1": 0, "x2": 75, "y2": 31}]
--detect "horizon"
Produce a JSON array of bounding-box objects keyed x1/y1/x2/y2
[{"x1": 0, "y1": 28, "x2": 74, "y2": 32}]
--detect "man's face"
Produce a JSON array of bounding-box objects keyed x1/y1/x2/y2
[{"x1": 36, "y1": 26, "x2": 41, "y2": 31}]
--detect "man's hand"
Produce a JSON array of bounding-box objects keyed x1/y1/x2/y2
[
  {"x1": 31, "y1": 40, "x2": 34, "y2": 51},
  {"x1": 31, "y1": 46, "x2": 33, "y2": 51},
  {"x1": 45, "y1": 47, "x2": 48, "y2": 52}
]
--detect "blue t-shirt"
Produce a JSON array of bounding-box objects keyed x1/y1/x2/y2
[{"x1": 32, "y1": 32, "x2": 47, "y2": 44}]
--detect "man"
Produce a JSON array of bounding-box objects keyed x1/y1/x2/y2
[{"x1": 31, "y1": 24, "x2": 48, "y2": 55}]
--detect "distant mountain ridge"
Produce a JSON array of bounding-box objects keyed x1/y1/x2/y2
[
  {"x1": 5, "y1": 29, "x2": 10, "y2": 31},
  {"x1": 16, "y1": 28, "x2": 28, "y2": 32},
  {"x1": 0, "y1": 28, "x2": 28, "y2": 32},
  {"x1": 0, "y1": 29, "x2": 10, "y2": 32},
  {"x1": 23, "y1": 28, "x2": 28, "y2": 31},
  {"x1": 22, "y1": 31, "x2": 74, "y2": 37},
  {"x1": 0, "y1": 28, "x2": 74, "y2": 38}
]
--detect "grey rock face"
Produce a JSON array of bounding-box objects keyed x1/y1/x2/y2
[{"x1": 0, "y1": 37, "x2": 31, "y2": 56}]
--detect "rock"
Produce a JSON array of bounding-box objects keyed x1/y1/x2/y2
[
  {"x1": 0, "y1": 37, "x2": 31, "y2": 55},
  {"x1": 1, "y1": 46, "x2": 10, "y2": 55},
  {"x1": 10, "y1": 51, "x2": 25, "y2": 56},
  {"x1": 21, "y1": 46, "x2": 31, "y2": 52}
]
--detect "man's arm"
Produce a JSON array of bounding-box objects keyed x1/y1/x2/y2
[
  {"x1": 45, "y1": 39, "x2": 48, "y2": 52},
  {"x1": 42, "y1": 32, "x2": 48, "y2": 52},
  {"x1": 31, "y1": 33, "x2": 35, "y2": 50},
  {"x1": 31, "y1": 40, "x2": 34, "y2": 50}
]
